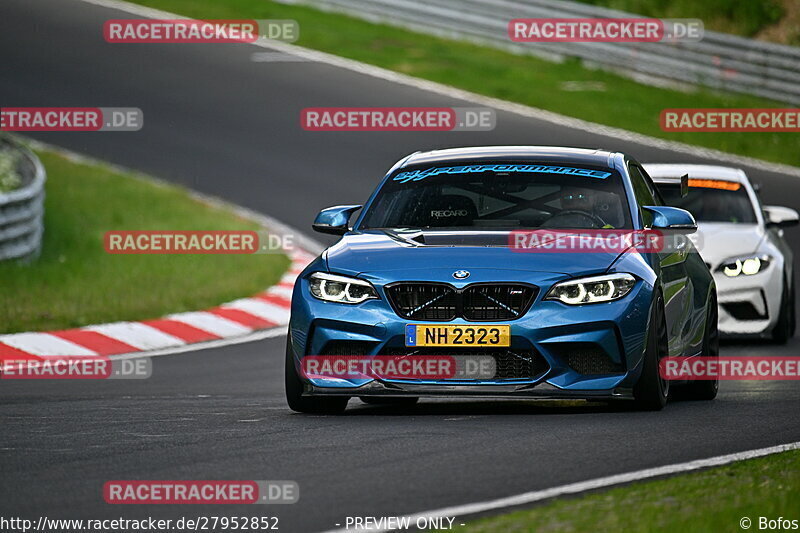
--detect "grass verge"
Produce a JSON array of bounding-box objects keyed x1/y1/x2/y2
[
  {"x1": 465, "y1": 449, "x2": 800, "y2": 533},
  {"x1": 128, "y1": 0, "x2": 800, "y2": 168},
  {"x1": 0, "y1": 146, "x2": 290, "y2": 333}
]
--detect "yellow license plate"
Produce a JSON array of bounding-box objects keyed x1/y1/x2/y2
[{"x1": 405, "y1": 324, "x2": 510, "y2": 347}]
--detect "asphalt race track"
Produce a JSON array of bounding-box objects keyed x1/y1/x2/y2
[{"x1": 1, "y1": 1, "x2": 800, "y2": 531}]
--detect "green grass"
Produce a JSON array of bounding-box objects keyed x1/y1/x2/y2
[
  {"x1": 577, "y1": 0, "x2": 785, "y2": 38},
  {"x1": 0, "y1": 147, "x2": 290, "y2": 333},
  {"x1": 465, "y1": 449, "x2": 800, "y2": 533},
  {"x1": 127, "y1": 0, "x2": 800, "y2": 168}
]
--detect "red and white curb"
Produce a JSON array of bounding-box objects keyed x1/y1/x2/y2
[{"x1": 0, "y1": 249, "x2": 314, "y2": 363}]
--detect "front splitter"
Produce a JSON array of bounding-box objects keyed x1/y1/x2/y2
[{"x1": 306, "y1": 380, "x2": 633, "y2": 400}]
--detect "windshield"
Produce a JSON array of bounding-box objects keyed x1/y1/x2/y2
[
  {"x1": 656, "y1": 179, "x2": 757, "y2": 224},
  {"x1": 359, "y1": 163, "x2": 632, "y2": 230}
]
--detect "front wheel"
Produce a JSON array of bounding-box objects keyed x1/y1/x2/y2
[
  {"x1": 285, "y1": 341, "x2": 349, "y2": 415},
  {"x1": 772, "y1": 274, "x2": 795, "y2": 344},
  {"x1": 632, "y1": 292, "x2": 669, "y2": 411}
]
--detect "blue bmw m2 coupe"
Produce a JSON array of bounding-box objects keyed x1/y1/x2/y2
[{"x1": 286, "y1": 147, "x2": 718, "y2": 413}]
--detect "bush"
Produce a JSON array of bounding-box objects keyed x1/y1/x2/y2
[
  {"x1": 0, "y1": 149, "x2": 22, "y2": 193},
  {"x1": 578, "y1": 0, "x2": 785, "y2": 38}
]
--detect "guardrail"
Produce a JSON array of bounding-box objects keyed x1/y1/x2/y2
[
  {"x1": 284, "y1": 0, "x2": 800, "y2": 105},
  {"x1": 0, "y1": 137, "x2": 46, "y2": 262}
]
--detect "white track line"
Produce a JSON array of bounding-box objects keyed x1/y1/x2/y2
[
  {"x1": 78, "y1": 0, "x2": 800, "y2": 178},
  {"x1": 321, "y1": 441, "x2": 800, "y2": 532}
]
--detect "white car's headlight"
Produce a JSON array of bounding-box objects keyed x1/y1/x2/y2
[
  {"x1": 545, "y1": 273, "x2": 636, "y2": 305},
  {"x1": 309, "y1": 272, "x2": 379, "y2": 304},
  {"x1": 719, "y1": 255, "x2": 771, "y2": 277}
]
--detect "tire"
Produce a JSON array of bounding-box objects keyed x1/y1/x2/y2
[
  {"x1": 285, "y1": 341, "x2": 349, "y2": 415},
  {"x1": 633, "y1": 292, "x2": 669, "y2": 411},
  {"x1": 792, "y1": 281, "x2": 797, "y2": 338},
  {"x1": 360, "y1": 397, "x2": 419, "y2": 406},
  {"x1": 772, "y1": 274, "x2": 795, "y2": 344},
  {"x1": 680, "y1": 296, "x2": 719, "y2": 401}
]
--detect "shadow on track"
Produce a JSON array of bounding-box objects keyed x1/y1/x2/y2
[{"x1": 301, "y1": 398, "x2": 706, "y2": 417}]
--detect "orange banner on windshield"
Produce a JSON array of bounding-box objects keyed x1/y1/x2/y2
[{"x1": 688, "y1": 179, "x2": 741, "y2": 191}]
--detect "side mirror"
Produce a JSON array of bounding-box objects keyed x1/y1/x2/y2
[
  {"x1": 680, "y1": 174, "x2": 689, "y2": 198},
  {"x1": 643, "y1": 206, "x2": 697, "y2": 233},
  {"x1": 763, "y1": 205, "x2": 799, "y2": 228},
  {"x1": 312, "y1": 205, "x2": 362, "y2": 235}
]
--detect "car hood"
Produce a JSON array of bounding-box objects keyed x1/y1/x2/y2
[
  {"x1": 692, "y1": 223, "x2": 765, "y2": 267},
  {"x1": 325, "y1": 230, "x2": 626, "y2": 279}
]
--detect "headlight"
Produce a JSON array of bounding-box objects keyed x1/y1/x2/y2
[
  {"x1": 545, "y1": 273, "x2": 636, "y2": 305},
  {"x1": 308, "y1": 272, "x2": 379, "y2": 304},
  {"x1": 718, "y1": 255, "x2": 771, "y2": 277}
]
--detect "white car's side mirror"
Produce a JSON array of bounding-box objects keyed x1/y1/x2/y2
[{"x1": 763, "y1": 205, "x2": 800, "y2": 228}]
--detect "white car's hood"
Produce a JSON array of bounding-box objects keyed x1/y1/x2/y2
[{"x1": 692, "y1": 223, "x2": 765, "y2": 267}]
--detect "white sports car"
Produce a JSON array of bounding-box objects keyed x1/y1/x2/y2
[{"x1": 644, "y1": 164, "x2": 798, "y2": 343}]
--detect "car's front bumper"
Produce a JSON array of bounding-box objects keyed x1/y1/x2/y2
[
  {"x1": 289, "y1": 273, "x2": 655, "y2": 399},
  {"x1": 715, "y1": 266, "x2": 782, "y2": 337}
]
